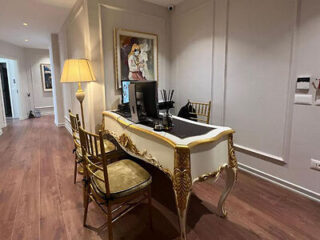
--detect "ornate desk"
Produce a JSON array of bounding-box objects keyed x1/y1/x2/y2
[{"x1": 102, "y1": 111, "x2": 237, "y2": 240}]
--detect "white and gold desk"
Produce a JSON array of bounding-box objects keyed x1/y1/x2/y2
[{"x1": 102, "y1": 111, "x2": 237, "y2": 240}]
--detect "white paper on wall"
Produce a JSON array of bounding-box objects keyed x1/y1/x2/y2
[{"x1": 294, "y1": 94, "x2": 312, "y2": 105}]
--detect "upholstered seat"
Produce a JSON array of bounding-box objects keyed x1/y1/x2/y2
[{"x1": 92, "y1": 159, "x2": 152, "y2": 199}]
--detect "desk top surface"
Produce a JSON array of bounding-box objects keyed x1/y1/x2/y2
[{"x1": 103, "y1": 111, "x2": 234, "y2": 148}]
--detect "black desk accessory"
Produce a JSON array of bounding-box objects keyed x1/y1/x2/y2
[{"x1": 160, "y1": 89, "x2": 175, "y2": 130}]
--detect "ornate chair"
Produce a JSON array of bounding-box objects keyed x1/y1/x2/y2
[
  {"x1": 79, "y1": 127, "x2": 152, "y2": 239},
  {"x1": 68, "y1": 110, "x2": 116, "y2": 184},
  {"x1": 188, "y1": 100, "x2": 212, "y2": 124},
  {"x1": 69, "y1": 110, "x2": 83, "y2": 184}
]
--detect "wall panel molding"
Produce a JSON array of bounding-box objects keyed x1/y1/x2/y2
[
  {"x1": 235, "y1": 144, "x2": 285, "y2": 164},
  {"x1": 99, "y1": 3, "x2": 167, "y2": 23},
  {"x1": 281, "y1": 0, "x2": 300, "y2": 162},
  {"x1": 224, "y1": 0, "x2": 298, "y2": 163}
]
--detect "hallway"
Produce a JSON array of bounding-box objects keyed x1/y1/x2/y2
[{"x1": 0, "y1": 117, "x2": 319, "y2": 240}]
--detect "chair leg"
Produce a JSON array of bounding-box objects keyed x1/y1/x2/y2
[
  {"x1": 147, "y1": 187, "x2": 153, "y2": 230},
  {"x1": 83, "y1": 183, "x2": 90, "y2": 226},
  {"x1": 107, "y1": 204, "x2": 113, "y2": 240},
  {"x1": 74, "y1": 158, "x2": 78, "y2": 184}
]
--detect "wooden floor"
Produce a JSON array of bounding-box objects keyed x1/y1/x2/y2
[{"x1": 0, "y1": 116, "x2": 319, "y2": 240}]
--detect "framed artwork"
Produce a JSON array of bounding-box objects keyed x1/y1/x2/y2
[
  {"x1": 40, "y1": 64, "x2": 52, "y2": 92},
  {"x1": 114, "y1": 28, "x2": 158, "y2": 89}
]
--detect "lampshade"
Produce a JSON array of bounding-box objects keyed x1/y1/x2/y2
[{"x1": 60, "y1": 59, "x2": 96, "y2": 83}]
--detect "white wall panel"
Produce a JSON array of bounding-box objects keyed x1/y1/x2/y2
[
  {"x1": 171, "y1": 0, "x2": 214, "y2": 112},
  {"x1": 225, "y1": 0, "x2": 296, "y2": 157}
]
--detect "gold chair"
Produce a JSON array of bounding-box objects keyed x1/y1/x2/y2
[
  {"x1": 69, "y1": 110, "x2": 116, "y2": 184},
  {"x1": 79, "y1": 127, "x2": 152, "y2": 239},
  {"x1": 69, "y1": 110, "x2": 82, "y2": 184},
  {"x1": 188, "y1": 100, "x2": 212, "y2": 124}
]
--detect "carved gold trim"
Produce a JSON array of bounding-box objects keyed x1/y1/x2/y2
[
  {"x1": 103, "y1": 111, "x2": 235, "y2": 149},
  {"x1": 173, "y1": 146, "x2": 192, "y2": 212},
  {"x1": 110, "y1": 131, "x2": 172, "y2": 178},
  {"x1": 228, "y1": 134, "x2": 238, "y2": 169},
  {"x1": 194, "y1": 164, "x2": 228, "y2": 183}
]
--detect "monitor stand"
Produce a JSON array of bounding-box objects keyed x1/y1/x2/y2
[{"x1": 129, "y1": 83, "x2": 139, "y2": 123}]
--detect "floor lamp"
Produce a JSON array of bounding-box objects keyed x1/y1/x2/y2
[{"x1": 60, "y1": 59, "x2": 96, "y2": 128}]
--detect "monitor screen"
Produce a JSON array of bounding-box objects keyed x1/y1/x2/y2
[{"x1": 121, "y1": 80, "x2": 132, "y2": 104}]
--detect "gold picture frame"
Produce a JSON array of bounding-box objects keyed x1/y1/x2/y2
[{"x1": 114, "y1": 28, "x2": 158, "y2": 89}]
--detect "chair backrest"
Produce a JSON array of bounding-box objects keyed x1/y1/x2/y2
[
  {"x1": 79, "y1": 127, "x2": 117, "y2": 198},
  {"x1": 69, "y1": 109, "x2": 81, "y2": 148},
  {"x1": 188, "y1": 100, "x2": 212, "y2": 124}
]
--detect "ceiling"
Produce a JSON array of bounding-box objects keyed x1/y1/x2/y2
[
  {"x1": 0, "y1": 0, "x2": 76, "y2": 49},
  {"x1": 143, "y1": 0, "x2": 185, "y2": 7},
  {"x1": 0, "y1": 0, "x2": 183, "y2": 50}
]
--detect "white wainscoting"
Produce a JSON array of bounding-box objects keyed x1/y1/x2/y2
[
  {"x1": 34, "y1": 105, "x2": 54, "y2": 116},
  {"x1": 64, "y1": 115, "x2": 72, "y2": 135}
]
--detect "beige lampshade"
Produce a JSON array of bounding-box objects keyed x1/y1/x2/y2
[{"x1": 60, "y1": 59, "x2": 96, "y2": 83}]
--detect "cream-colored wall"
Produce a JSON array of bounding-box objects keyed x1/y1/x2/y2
[
  {"x1": 170, "y1": 0, "x2": 320, "y2": 199},
  {"x1": 24, "y1": 48, "x2": 53, "y2": 115},
  {"x1": 59, "y1": 0, "x2": 90, "y2": 130},
  {"x1": 58, "y1": 0, "x2": 170, "y2": 132},
  {"x1": 170, "y1": 0, "x2": 214, "y2": 111}
]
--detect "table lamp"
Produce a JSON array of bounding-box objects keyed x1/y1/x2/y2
[{"x1": 60, "y1": 59, "x2": 96, "y2": 128}]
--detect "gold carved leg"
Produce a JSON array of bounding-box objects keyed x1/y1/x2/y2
[
  {"x1": 217, "y1": 166, "x2": 237, "y2": 217},
  {"x1": 217, "y1": 134, "x2": 238, "y2": 217},
  {"x1": 173, "y1": 146, "x2": 192, "y2": 240}
]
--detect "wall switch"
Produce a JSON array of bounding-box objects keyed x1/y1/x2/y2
[
  {"x1": 310, "y1": 159, "x2": 320, "y2": 171},
  {"x1": 297, "y1": 77, "x2": 310, "y2": 90},
  {"x1": 294, "y1": 94, "x2": 312, "y2": 105}
]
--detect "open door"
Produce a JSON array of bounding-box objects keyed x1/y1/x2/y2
[{"x1": 0, "y1": 63, "x2": 12, "y2": 118}]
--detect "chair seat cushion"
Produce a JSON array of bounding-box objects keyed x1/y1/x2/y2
[
  {"x1": 92, "y1": 159, "x2": 152, "y2": 199},
  {"x1": 76, "y1": 139, "x2": 116, "y2": 158}
]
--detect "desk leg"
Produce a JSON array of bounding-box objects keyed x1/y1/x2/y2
[
  {"x1": 217, "y1": 166, "x2": 237, "y2": 217},
  {"x1": 173, "y1": 147, "x2": 192, "y2": 240}
]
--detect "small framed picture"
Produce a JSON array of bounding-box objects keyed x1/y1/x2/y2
[
  {"x1": 114, "y1": 28, "x2": 158, "y2": 89},
  {"x1": 40, "y1": 64, "x2": 52, "y2": 92}
]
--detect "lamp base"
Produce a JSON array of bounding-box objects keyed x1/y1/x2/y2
[
  {"x1": 76, "y1": 83, "x2": 85, "y2": 128},
  {"x1": 76, "y1": 88, "x2": 85, "y2": 103}
]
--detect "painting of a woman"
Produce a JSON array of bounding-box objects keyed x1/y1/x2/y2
[
  {"x1": 128, "y1": 44, "x2": 146, "y2": 81},
  {"x1": 114, "y1": 28, "x2": 158, "y2": 88}
]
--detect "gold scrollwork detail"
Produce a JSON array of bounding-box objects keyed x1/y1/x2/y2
[
  {"x1": 196, "y1": 164, "x2": 228, "y2": 183},
  {"x1": 228, "y1": 134, "x2": 238, "y2": 169},
  {"x1": 173, "y1": 147, "x2": 192, "y2": 211},
  {"x1": 114, "y1": 133, "x2": 172, "y2": 178}
]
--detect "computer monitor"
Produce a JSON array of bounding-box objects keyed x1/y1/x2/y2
[
  {"x1": 129, "y1": 81, "x2": 159, "y2": 122},
  {"x1": 121, "y1": 80, "x2": 136, "y2": 104}
]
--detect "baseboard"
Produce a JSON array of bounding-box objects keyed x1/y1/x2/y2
[
  {"x1": 55, "y1": 122, "x2": 65, "y2": 127},
  {"x1": 0, "y1": 128, "x2": 2, "y2": 136},
  {"x1": 19, "y1": 115, "x2": 28, "y2": 120},
  {"x1": 239, "y1": 163, "x2": 320, "y2": 203},
  {"x1": 40, "y1": 111, "x2": 54, "y2": 116}
]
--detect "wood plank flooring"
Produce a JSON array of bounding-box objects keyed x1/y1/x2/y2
[{"x1": 0, "y1": 116, "x2": 319, "y2": 240}]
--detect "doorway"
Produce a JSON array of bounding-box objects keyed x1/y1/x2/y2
[{"x1": 0, "y1": 63, "x2": 12, "y2": 118}]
